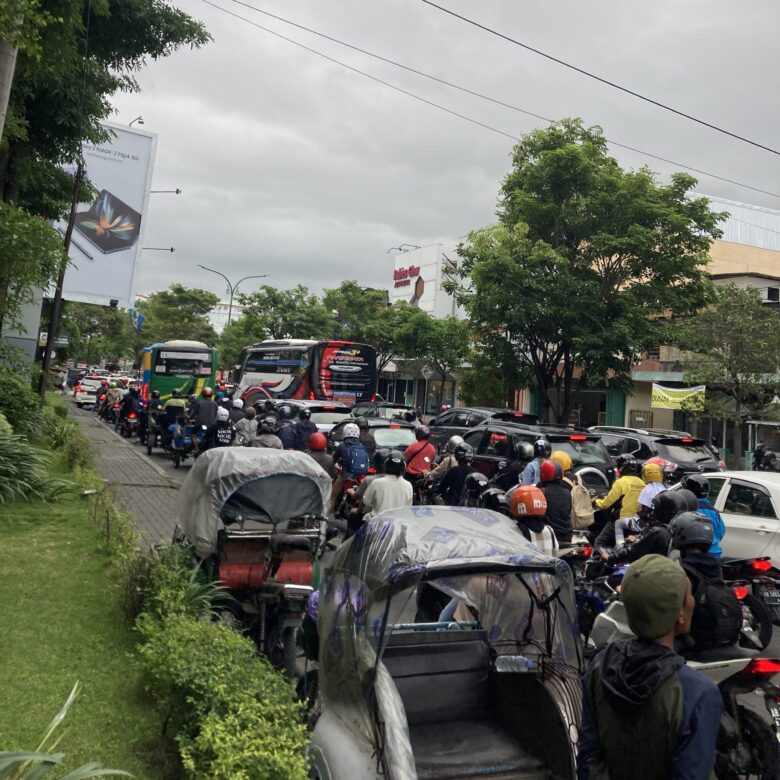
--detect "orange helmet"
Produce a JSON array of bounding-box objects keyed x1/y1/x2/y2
[
  {"x1": 308, "y1": 432, "x2": 327, "y2": 451},
  {"x1": 508, "y1": 485, "x2": 547, "y2": 518}
]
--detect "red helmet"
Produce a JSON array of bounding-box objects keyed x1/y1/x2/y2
[
  {"x1": 539, "y1": 459, "x2": 563, "y2": 483},
  {"x1": 309, "y1": 432, "x2": 327, "y2": 451},
  {"x1": 508, "y1": 485, "x2": 547, "y2": 518}
]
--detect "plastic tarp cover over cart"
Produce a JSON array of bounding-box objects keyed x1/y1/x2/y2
[
  {"x1": 315, "y1": 506, "x2": 583, "y2": 780},
  {"x1": 175, "y1": 448, "x2": 331, "y2": 558}
]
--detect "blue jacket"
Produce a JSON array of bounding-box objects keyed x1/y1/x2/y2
[
  {"x1": 697, "y1": 498, "x2": 725, "y2": 558},
  {"x1": 521, "y1": 458, "x2": 542, "y2": 486}
]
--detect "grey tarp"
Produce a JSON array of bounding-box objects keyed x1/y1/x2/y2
[
  {"x1": 317, "y1": 506, "x2": 582, "y2": 779},
  {"x1": 176, "y1": 447, "x2": 331, "y2": 558}
]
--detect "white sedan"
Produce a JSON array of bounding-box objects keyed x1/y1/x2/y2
[{"x1": 701, "y1": 471, "x2": 780, "y2": 572}]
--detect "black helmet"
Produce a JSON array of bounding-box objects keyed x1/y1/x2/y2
[
  {"x1": 480, "y1": 487, "x2": 508, "y2": 513},
  {"x1": 533, "y1": 438, "x2": 552, "y2": 459},
  {"x1": 616, "y1": 454, "x2": 639, "y2": 476},
  {"x1": 373, "y1": 448, "x2": 390, "y2": 472},
  {"x1": 299, "y1": 408, "x2": 312, "y2": 421},
  {"x1": 151, "y1": 390, "x2": 160, "y2": 399},
  {"x1": 189, "y1": 394, "x2": 198, "y2": 404},
  {"x1": 356, "y1": 416, "x2": 369, "y2": 430},
  {"x1": 454, "y1": 442, "x2": 474, "y2": 464},
  {"x1": 415, "y1": 425, "x2": 431, "y2": 441},
  {"x1": 260, "y1": 415, "x2": 277, "y2": 433},
  {"x1": 671, "y1": 511, "x2": 715, "y2": 551},
  {"x1": 130, "y1": 387, "x2": 140, "y2": 398},
  {"x1": 171, "y1": 388, "x2": 181, "y2": 398},
  {"x1": 465, "y1": 471, "x2": 489, "y2": 498},
  {"x1": 514, "y1": 440, "x2": 534, "y2": 462},
  {"x1": 651, "y1": 490, "x2": 688, "y2": 524},
  {"x1": 277, "y1": 404, "x2": 292, "y2": 420},
  {"x1": 681, "y1": 474, "x2": 709, "y2": 499},
  {"x1": 677, "y1": 488, "x2": 700, "y2": 511},
  {"x1": 264, "y1": 399, "x2": 275, "y2": 411},
  {"x1": 384, "y1": 450, "x2": 405, "y2": 476},
  {"x1": 404, "y1": 410, "x2": 417, "y2": 423}
]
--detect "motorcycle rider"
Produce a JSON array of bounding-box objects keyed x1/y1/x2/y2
[
  {"x1": 141, "y1": 389, "x2": 163, "y2": 443},
  {"x1": 435, "y1": 443, "x2": 475, "y2": 506},
  {"x1": 161, "y1": 388, "x2": 187, "y2": 447},
  {"x1": 294, "y1": 408, "x2": 318, "y2": 452},
  {"x1": 192, "y1": 386, "x2": 218, "y2": 428},
  {"x1": 464, "y1": 471, "x2": 489, "y2": 507},
  {"x1": 345, "y1": 449, "x2": 390, "y2": 537},
  {"x1": 521, "y1": 438, "x2": 551, "y2": 485},
  {"x1": 305, "y1": 431, "x2": 335, "y2": 477},
  {"x1": 494, "y1": 440, "x2": 534, "y2": 492},
  {"x1": 356, "y1": 416, "x2": 377, "y2": 457},
  {"x1": 331, "y1": 422, "x2": 369, "y2": 512},
  {"x1": 594, "y1": 454, "x2": 646, "y2": 520},
  {"x1": 232, "y1": 405, "x2": 258, "y2": 447},
  {"x1": 403, "y1": 425, "x2": 436, "y2": 487},
  {"x1": 116, "y1": 385, "x2": 141, "y2": 432},
  {"x1": 428, "y1": 435, "x2": 464, "y2": 481},
  {"x1": 228, "y1": 397, "x2": 245, "y2": 425},
  {"x1": 508, "y1": 484, "x2": 559, "y2": 557},
  {"x1": 360, "y1": 449, "x2": 413, "y2": 520},
  {"x1": 102, "y1": 381, "x2": 122, "y2": 421},
  {"x1": 681, "y1": 474, "x2": 725, "y2": 558},
  {"x1": 670, "y1": 512, "x2": 741, "y2": 655},
  {"x1": 275, "y1": 404, "x2": 297, "y2": 450},
  {"x1": 538, "y1": 459, "x2": 573, "y2": 544},
  {"x1": 203, "y1": 405, "x2": 235, "y2": 450},
  {"x1": 253, "y1": 415, "x2": 283, "y2": 449},
  {"x1": 578, "y1": 554, "x2": 722, "y2": 780}
]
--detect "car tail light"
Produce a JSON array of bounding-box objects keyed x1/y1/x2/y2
[
  {"x1": 309, "y1": 391, "x2": 316, "y2": 400},
  {"x1": 371, "y1": 394, "x2": 377, "y2": 402},
  {"x1": 680, "y1": 437, "x2": 694, "y2": 444},
  {"x1": 733, "y1": 585, "x2": 749, "y2": 600},
  {"x1": 142, "y1": 383, "x2": 148, "y2": 401},
  {"x1": 752, "y1": 559, "x2": 773, "y2": 573},
  {"x1": 75, "y1": 384, "x2": 81, "y2": 393},
  {"x1": 389, "y1": 424, "x2": 401, "y2": 429},
  {"x1": 323, "y1": 405, "x2": 336, "y2": 410},
  {"x1": 570, "y1": 434, "x2": 588, "y2": 442},
  {"x1": 747, "y1": 659, "x2": 780, "y2": 675}
]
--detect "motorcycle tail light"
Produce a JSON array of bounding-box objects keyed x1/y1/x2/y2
[
  {"x1": 128, "y1": 412, "x2": 137, "y2": 419},
  {"x1": 733, "y1": 585, "x2": 749, "y2": 600},
  {"x1": 368, "y1": 466, "x2": 376, "y2": 474},
  {"x1": 747, "y1": 659, "x2": 780, "y2": 675},
  {"x1": 582, "y1": 546, "x2": 593, "y2": 557},
  {"x1": 75, "y1": 384, "x2": 81, "y2": 393},
  {"x1": 752, "y1": 559, "x2": 773, "y2": 573}
]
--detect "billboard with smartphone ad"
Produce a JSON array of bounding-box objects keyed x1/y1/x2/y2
[{"x1": 58, "y1": 122, "x2": 156, "y2": 308}]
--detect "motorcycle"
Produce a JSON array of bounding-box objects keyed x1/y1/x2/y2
[
  {"x1": 309, "y1": 505, "x2": 583, "y2": 779},
  {"x1": 119, "y1": 408, "x2": 141, "y2": 439},
  {"x1": 169, "y1": 418, "x2": 207, "y2": 468},
  {"x1": 173, "y1": 448, "x2": 330, "y2": 677},
  {"x1": 104, "y1": 401, "x2": 121, "y2": 425},
  {"x1": 590, "y1": 597, "x2": 780, "y2": 778},
  {"x1": 721, "y1": 555, "x2": 779, "y2": 638}
]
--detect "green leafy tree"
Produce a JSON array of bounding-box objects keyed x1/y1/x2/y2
[
  {"x1": 218, "y1": 314, "x2": 267, "y2": 370},
  {"x1": 417, "y1": 315, "x2": 472, "y2": 384},
  {"x1": 452, "y1": 118, "x2": 723, "y2": 423},
  {"x1": 58, "y1": 300, "x2": 135, "y2": 363},
  {"x1": 235, "y1": 285, "x2": 333, "y2": 341},
  {"x1": 322, "y1": 280, "x2": 388, "y2": 343},
  {"x1": 136, "y1": 284, "x2": 219, "y2": 349},
  {"x1": 364, "y1": 302, "x2": 434, "y2": 373},
  {"x1": 682, "y1": 285, "x2": 780, "y2": 464}
]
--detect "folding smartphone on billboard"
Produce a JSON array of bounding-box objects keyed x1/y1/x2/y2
[{"x1": 74, "y1": 189, "x2": 142, "y2": 254}]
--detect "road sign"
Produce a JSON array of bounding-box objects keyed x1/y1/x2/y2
[
  {"x1": 38, "y1": 331, "x2": 70, "y2": 348},
  {"x1": 421, "y1": 365, "x2": 434, "y2": 381}
]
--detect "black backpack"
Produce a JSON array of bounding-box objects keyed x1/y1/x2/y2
[{"x1": 682, "y1": 563, "x2": 742, "y2": 649}]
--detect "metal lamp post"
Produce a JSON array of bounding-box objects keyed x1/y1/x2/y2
[{"x1": 197, "y1": 265, "x2": 268, "y2": 325}]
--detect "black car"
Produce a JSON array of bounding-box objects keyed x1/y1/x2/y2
[
  {"x1": 261, "y1": 399, "x2": 353, "y2": 433},
  {"x1": 463, "y1": 421, "x2": 616, "y2": 492},
  {"x1": 327, "y1": 417, "x2": 417, "y2": 453},
  {"x1": 350, "y1": 401, "x2": 416, "y2": 421},
  {"x1": 588, "y1": 426, "x2": 721, "y2": 474},
  {"x1": 428, "y1": 407, "x2": 540, "y2": 451}
]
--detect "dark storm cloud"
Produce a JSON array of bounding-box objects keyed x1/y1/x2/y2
[{"x1": 115, "y1": 0, "x2": 780, "y2": 299}]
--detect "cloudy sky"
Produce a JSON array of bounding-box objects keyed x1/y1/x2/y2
[{"x1": 113, "y1": 0, "x2": 780, "y2": 301}]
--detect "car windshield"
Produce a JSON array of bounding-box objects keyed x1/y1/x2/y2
[
  {"x1": 551, "y1": 438, "x2": 611, "y2": 466},
  {"x1": 373, "y1": 427, "x2": 416, "y2": 448},
  {"x1": 310, "y1": 411, "x2": 351, "y2": 424},
  {"x1": 655, "y1": 442, "x2": 715, "y2": 465},
  {"x1": 378, "y1": 407, "x2": 410, "y2": 419},
  {"x1": 81, "y1": 379, "x2": 102, "y2": 388}
]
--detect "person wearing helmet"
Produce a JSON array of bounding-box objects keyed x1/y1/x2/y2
[
  {"x1": 361, "y1": 449, "x2": 413, "y2": 520},
  {"x1": 274, "y1": 404, "x2": 297, "y2": 450},
  {"x1": 637, "y1": 461, "x2": 667, "y2": 516},
  {"x1": 681, "y1": 474, "x2": 725, "y2": 558},
  {"x1": 403, "y1": 425, "x2": 435, "y2": 485},
  {"x1": 521, "y1": 438, "x2": 552, "y2": 485},
  {"x1": 203, "y1": 404, "x2": 236, "y2": 450},
  {"x1": 101, "y1": 380, "x2": 123, "y2": 420},
  {"x1": 191, "y1": 386, "x2": 217, "y2": 428},
  {"x1": 294, "y1": 407, "x2": 319, "y2": 451},
  {"x1": 254, "y1": 415, "x2": 283, "y2": 449},
  {"x1": 435, "y1": 443, "x2": 475, "y2": 507},
  {"x1": 594, "y1": 454, "x2": 646, "y2": 520},
  {"x1": 508, "y1": 485, "x2": 558, "y2": 557},
  {"x1": 463, "y1": 471, "x2": 489, "y2": 507},
  {"x1": 671, "y1": 512, "x2": 741, "y2": 653},
  {"x1": 262, "y1": 398, "x2": 278, "y2": 420},
  {"x1": 355, "y1": 416, "x2": 377, "y2": 457},
  {"x1": 538, "y1": 459, "x2": 573, "y2": 543},
  {"x1": 232, "y1": 405, "x2": 258, "y2": 447},
  {"x1": 428, "y1": 435, "x2": 465, "y2": 481},
  {"x1": 495, "y1": 440, "x2": 535, "y2": 492},
  {"x1": 345, "y1": 449, "x2": 392, "y2": 537},
  {"x1": 331, "y1": 422, "x2": 369, "y2": 512},
  {"x1": 403, "y1": 409, "x2": 419, "y2": 426},
  {"x1": 228, "y1": 397, "x2": 245, "y2": 425},
  {"x1": 305, "y1": 431, "x2": 335, "y2": 478}
]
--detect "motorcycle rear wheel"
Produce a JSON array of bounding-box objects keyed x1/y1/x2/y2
[
  {"x1": 173, "y1": 451, "x2": 181, "y2": 468},
  {"x1": 739, "y1": 594, "x2": 773, "y2": 651},
  {"x1": 719, "y1": 706, "x2": 780, "y2": 779},
  {"x1": 267, "y1": 625, "x2": 299, "y2": 678}
]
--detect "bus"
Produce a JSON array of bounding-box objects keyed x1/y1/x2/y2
[
  {"x1": 141, "y1": 339, "x2": 218, "y2": 400},
  {"x1": 234, "y1": 339, "x2": 377, "y2": 406}
]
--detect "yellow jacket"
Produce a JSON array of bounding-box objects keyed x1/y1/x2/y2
[{"x1": 595, "y1": 475, "x2": 646, "y2": 519}]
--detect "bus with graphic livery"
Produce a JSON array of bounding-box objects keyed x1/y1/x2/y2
[
  {"x1": 141, "y1": 340, "x2": 218, "y2": 400},
  {"x1": 234, "y1": 339, "x2": 377, "y2": 407}
]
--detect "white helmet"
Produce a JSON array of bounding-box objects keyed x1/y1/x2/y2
[
  {"x1": 343, "y1": 422, "x2": 360, "y2": 439},
  {"x1": 445, "y1": 434, "x2": 465, "y2": 453},
  {"x1": 232, "y1": 398, "x2": 244, "y2": 410},
  {"x1": 216, "y1": 406, "x2": 230, "y2": 422}
]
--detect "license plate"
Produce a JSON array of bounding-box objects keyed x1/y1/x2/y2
[{"x1": 761, "y1": 589, "x2": 780, "y2": 603}]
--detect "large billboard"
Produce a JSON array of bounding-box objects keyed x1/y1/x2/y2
[
  {"x1": 58, "y1": 122, "x2": 156, "y2": 308},
  {"x1": 389, "y1": 244, "x2": 463, "y2": 319}
]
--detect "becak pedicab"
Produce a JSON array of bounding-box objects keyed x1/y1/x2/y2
[
  {"x1": 309, "y1": 505, "x2": 584, "y2": 780},
  {"x1": 173, "y1": 447, "x2": 332, "y2": 676}
]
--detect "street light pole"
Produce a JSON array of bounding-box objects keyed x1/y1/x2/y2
[{"x1": 197, "y1": 265, "x2": 269, "y2": 325}]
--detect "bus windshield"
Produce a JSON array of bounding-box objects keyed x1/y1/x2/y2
[{"x1": 154, "y1": 349, "x2": 213, "y2": 377}]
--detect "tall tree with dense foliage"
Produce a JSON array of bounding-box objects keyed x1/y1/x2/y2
[
  {"x1": 451, "y1": 118, "x2": 723, "y2": 423},
  {"x1": 682, "y1": 285, "x2": 780, "y2": 463},
  {"x1": 322, "y1": 281, "x2": 388, "y2": 343},
  {"x1": 235, "y1": 285, "x2": 333, "y2": 341},
  {"x1": 136, "y1": 285, "x2": 218, "y2": 348},
  {"x1": 58, "y1": 300, "x2": 135, "y2": 363}
]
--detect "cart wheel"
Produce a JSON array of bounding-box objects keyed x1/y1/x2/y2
[
  {"x1": 147, "y1": 440, "x2": 153, "y2": 456},
  {"x1": 282, "y1": 626, "x2": 298, "y2": 678},
  {"x1": 173, "y1": 451, "x2": 181, "y2": 468}
]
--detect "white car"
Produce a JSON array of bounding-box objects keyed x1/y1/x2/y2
[
  {"x1": 700, "y1": 471, "x2": 780, "y2": 573},
  {"x1": 74, "y1": 376, "x2": 104, "y2": 407}
]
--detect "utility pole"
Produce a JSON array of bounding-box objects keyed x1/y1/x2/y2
[{"x1": 197, "y1": 265, "x2": 268, "y2": 326}]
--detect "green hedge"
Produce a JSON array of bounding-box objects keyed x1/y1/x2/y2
[{"x1": 0, "y1": 369, "x2": 42, "y2": 437}]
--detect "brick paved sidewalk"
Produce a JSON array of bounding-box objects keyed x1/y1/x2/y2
[{"x1": 69, "y1": 402, "x2": 180, "y2": 546}]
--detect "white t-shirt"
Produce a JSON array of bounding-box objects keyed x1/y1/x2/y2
[
  {"x1": 638, "y1": 481, "x2": 666, "y2": 509},
  {"x1": 362, "y1": 475, "x2": 413, "y2": 519}
]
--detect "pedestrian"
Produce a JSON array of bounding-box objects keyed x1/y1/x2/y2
[{"x1": 577, "y1": 554, "x2": 722, "y2": 780}]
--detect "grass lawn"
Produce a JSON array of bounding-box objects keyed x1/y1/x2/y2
[{"x1": 0, "y1": 456, "x2": 176, "y2": 778}]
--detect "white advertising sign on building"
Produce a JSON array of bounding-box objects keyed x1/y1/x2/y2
[
  {"x1": 58, "y1": 122, "x2": 156, "y2": 308},
  {"x1": 389, "y1": 244, "x2": 463, "y2": 319}
]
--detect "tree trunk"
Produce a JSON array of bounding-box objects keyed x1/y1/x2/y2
[{"x1": 0, "y1": 39, "x2": 18, "y2": 141}]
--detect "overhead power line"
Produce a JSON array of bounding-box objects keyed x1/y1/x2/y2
[
  {"x1": 203, "y1": 0, "x2": 780, "y2": 201},
  {"x1": 420, "y1": 0, "x2": 780, "y2": 158}
]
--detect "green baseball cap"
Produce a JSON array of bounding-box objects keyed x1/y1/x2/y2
[{"x1": 621, "y1": 554, "x2": 688, "y2": 640}]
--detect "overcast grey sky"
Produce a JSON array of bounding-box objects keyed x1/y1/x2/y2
[{"x1": 113, "y1": 0, "x2": 780, "y2": 301}]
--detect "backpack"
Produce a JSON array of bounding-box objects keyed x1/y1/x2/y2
[
  {"x1": 682, "y1": 563, "x2": 742, "y2": 649},
  {"x1": 342, "y1": 441, "x2": 370, "y2": 476},
  {"x1": 566, "y1": 474, "x2": 595, "y2": 529}
]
